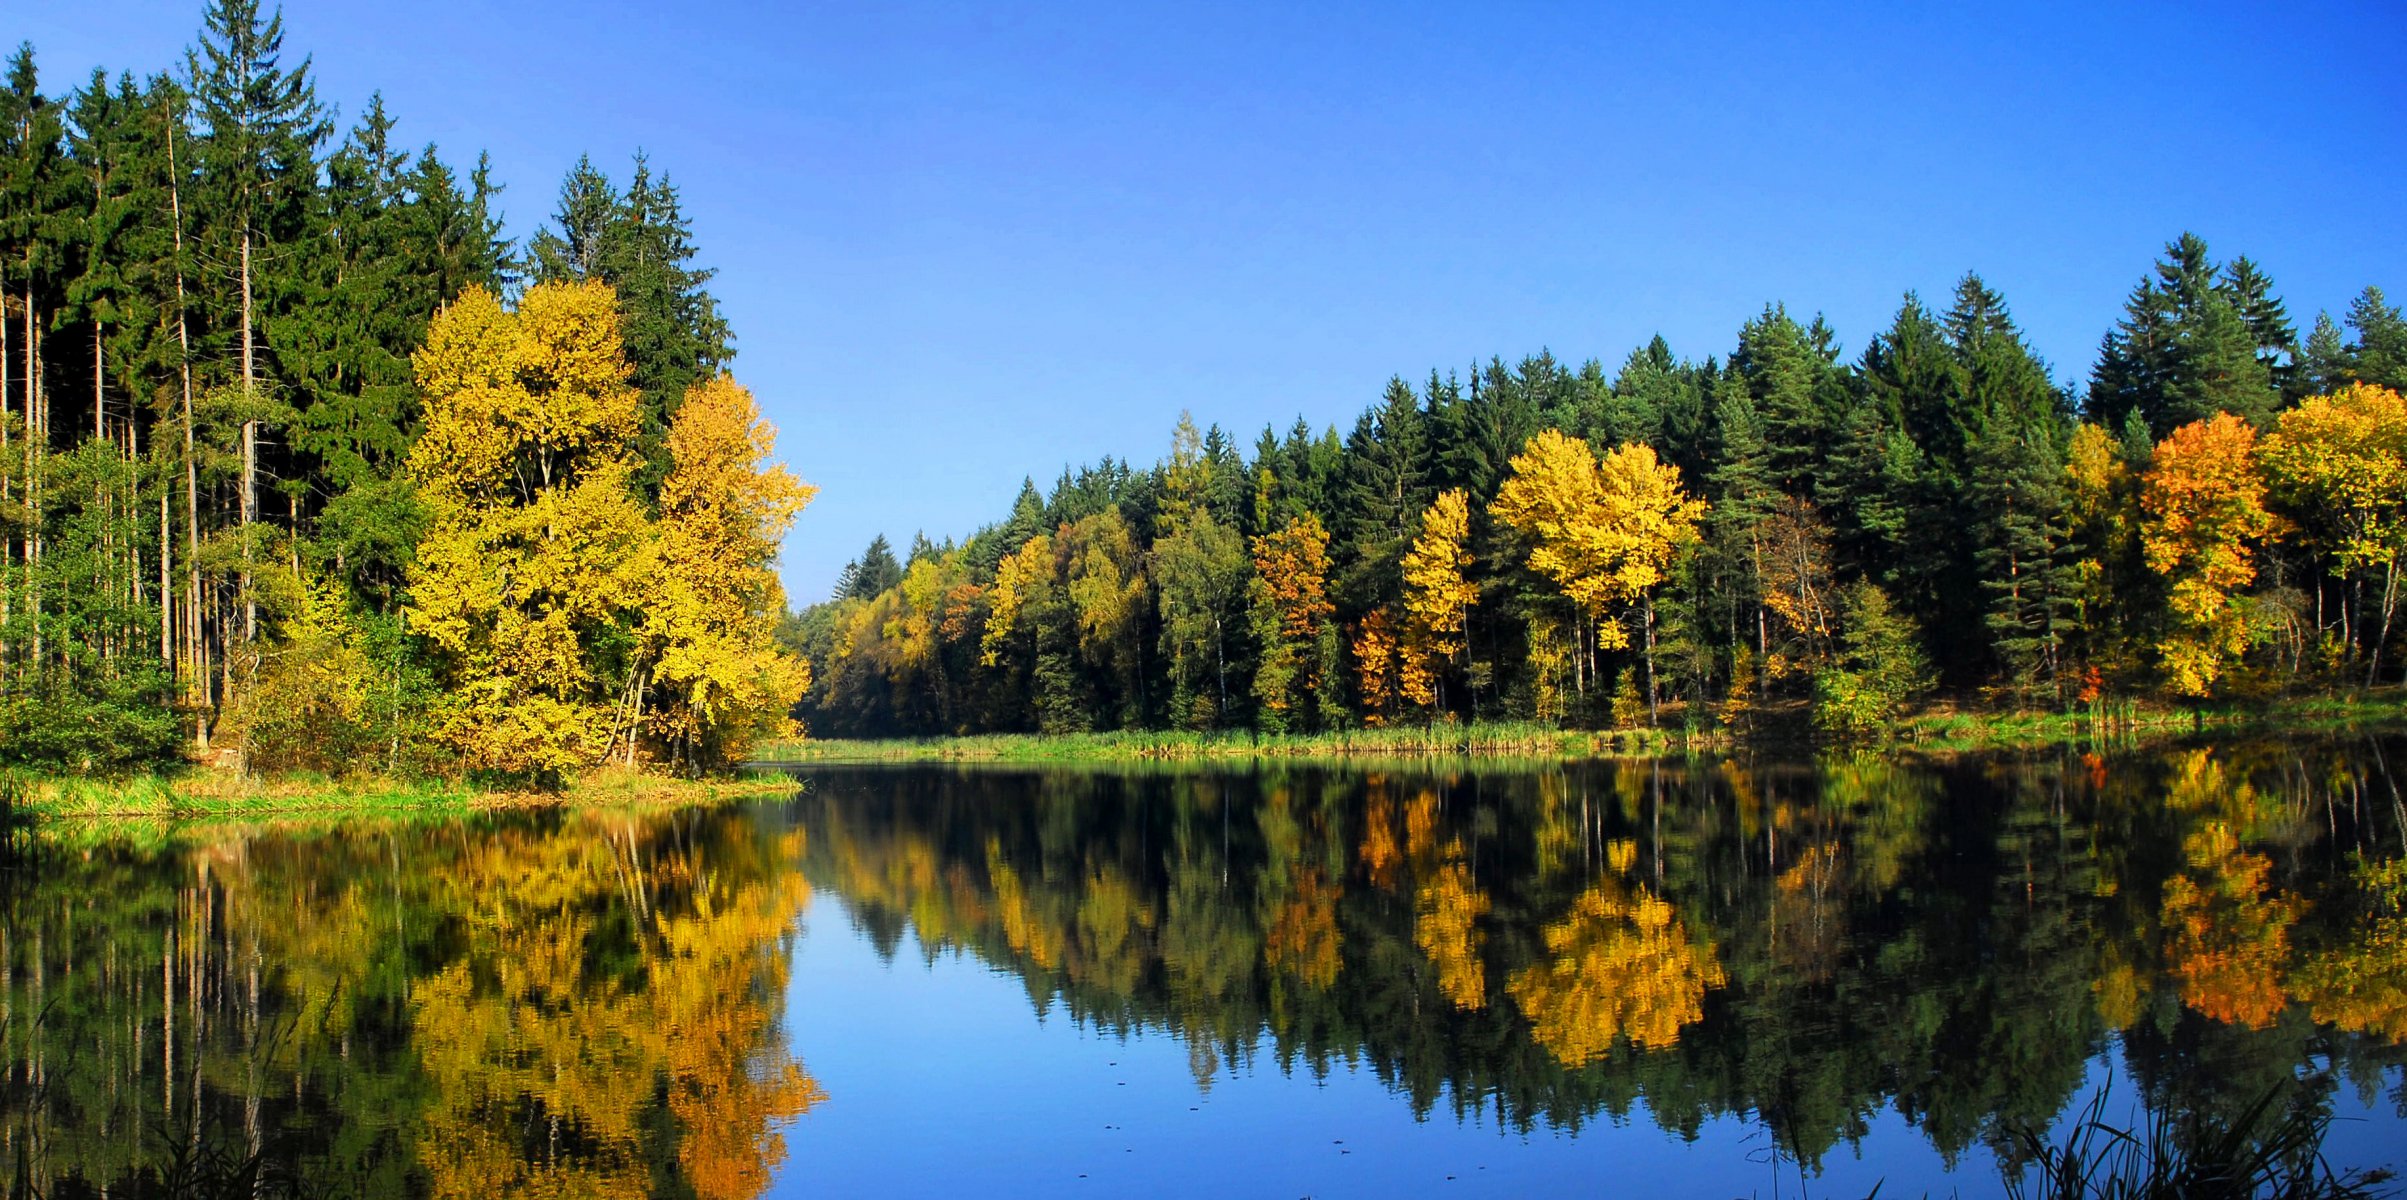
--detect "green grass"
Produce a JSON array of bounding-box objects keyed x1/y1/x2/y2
[
  {"x1": 0, "y1": 764, "x2": 797, "y2": 830},
  {"x1": 755, "y1": 689, "x2": 2407, "y2": 765},
  {"x1": 753, "y1": 720, "x2": 1708, "y2": 764},
  {"x1": 1899, "y1": 689, "x2": 2407, "y2": 753}
]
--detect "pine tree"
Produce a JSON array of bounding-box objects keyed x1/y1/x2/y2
[
  {"x1": 2346, "y1": 287, "x2": 2407, "y2": 391},
  {"x1": 186, "y1": 0, "x2": 330, "y2": 644}
]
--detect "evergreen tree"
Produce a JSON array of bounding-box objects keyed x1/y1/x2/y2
[
  {"x1": 2087, "y1": 233, "x2": 2283, "y2": 435},
  {"x1": 2345, "y1": 286, "x2": 2407, "y2": 390}
]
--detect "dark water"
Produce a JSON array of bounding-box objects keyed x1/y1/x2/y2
[{"x1": 5, "y1": 737, "x2": 2406, "y2": 1197}]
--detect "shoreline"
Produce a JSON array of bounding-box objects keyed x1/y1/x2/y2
[
  {"x1": 756, "y1": 691, "x2": 2407, "y2": 765},
  {"x1": 3, "y1": 766, "x2": 801, "y2": 828}
]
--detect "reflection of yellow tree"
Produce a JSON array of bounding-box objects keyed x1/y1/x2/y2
[
  {"x1": 1416, "y1": 858, "x2": 1491, "y2": 1010},
  {"x1": 988, "y1": 839, "x2": 1062, "y2": 971},
  {"x1": 1264, "y1": 866, "x2": 1344, "y2": 990},
  {"x1": 2160, "y1": 823, "x2": 2303, "y2": 1030},
  {"x1": 411, "y1": 820, "x2": 820, "y2": 1200},
  {"x1": 1359, "y1": 789, "x2": 1402, "y2": 893},
  {"x1": 2293, "y1": 857, "x2": 2407, "y2": 1041},
  {"x1": 1508, "y1": 880, "x2": 1726, "y2": 1066}
]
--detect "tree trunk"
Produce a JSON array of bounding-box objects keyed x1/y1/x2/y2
[
  {"x1": 2372, "y1": 559, "x2": 2400, "y2": 689},
  {"x1": 240, "y1": 229, "x2": 257, "y2": 645},
  {"x1": 167, "y1": 112, "x2": 205, "y2": 718},
  {"x1": 1644, "y1": 597, "x2": 1660, "y2": 723}
]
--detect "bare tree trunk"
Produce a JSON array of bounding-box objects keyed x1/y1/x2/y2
[
  {"x1": 169, "y1": 115, "x2": 206, "y2": 733},
  {"x1": 240, "y1": 229, "x2": 257, "y2": 645},
  {"x1": 2372, "y1": 559, "x2": 2400, "y2": 689},
  {"x1": 26, "y1": 280, "x2": 42, "y2": 669}
]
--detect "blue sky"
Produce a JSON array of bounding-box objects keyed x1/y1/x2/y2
[{"x1": 15, "y1": 0, "x2": 2406, "y2": 602}]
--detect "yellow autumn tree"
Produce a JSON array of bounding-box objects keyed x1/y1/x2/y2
[
  {"x1": 981, "y1": 532, "x2": 1055, "y2": 668},
  {"x1": 642, "y1": 375, "x2": 817, "y2": 770},
  {"x1": 2140, "y1": 413, "x2": 2278, "y2": 697},
  {"x1": 406, "y1": 283, "x2": 655, "y2": 782},
  {"x1": 1247, "y1": 513, "x2": 1340, "y2": 731},
  {"x1": 1490, "y1": 432, "x2": 1706, "y2": 712},
  {"x1": 2261, "y1": 383, "x2": 2407, "y2": 684},
  {"x1": 2065, "y1": 421, "x2": 2142, "y2": 679},
  {"x1": 1398, "y1": 488, "x2": 1478, "y2": 714},
  {"x1": 1352, "y1": 607, "x2": 1402, "y2": 725}
]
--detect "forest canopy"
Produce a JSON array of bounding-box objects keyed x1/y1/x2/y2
[
  {"x1": 4, "y1": 2, "x2": 2405, "y2": 773},
  {"x1": 0, "y1": 1, "x2": 803, "y2": 779},
  {"x1": 785, "y1": 264, "x2": 2407, "y2": 740}
]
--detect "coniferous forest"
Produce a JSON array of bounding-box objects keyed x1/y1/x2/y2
[
  {"x1": 7, "y1": 3, "x2": 2407, "y2": 777},
  {"x1": 0, "y1": 1, "x2": 804, "y2": 781},
  {"x1": 786, "y1": 242, "x2": 2407, "y2": 741}
]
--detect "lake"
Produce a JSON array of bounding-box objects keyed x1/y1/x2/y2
[{"x1": 5, "y1": 735, "x2": 2404, "y2": 1197}]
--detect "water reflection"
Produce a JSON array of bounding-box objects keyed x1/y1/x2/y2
[
  {"x1": 0, "y1": 736, "x2": 2402, "y2": 1195},
  {"x1": 0, "y1": 807, "x2": 814, "y2": 1197},
  {"x1": 791, "y1": 738, "x2": 2407, "y2": 1173}
]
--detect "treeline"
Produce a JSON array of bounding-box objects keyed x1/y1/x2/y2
[
  {"x1": 788, "y1": 240, "x2": 2407, "y2": 739},
  {"x1": 0, "y1": 1, "x2": 805, "y2": 778}
]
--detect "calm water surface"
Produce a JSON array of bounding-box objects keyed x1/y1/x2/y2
[{"x1": 6, "y1": 736, "x2": 2406, "y2": 1197}]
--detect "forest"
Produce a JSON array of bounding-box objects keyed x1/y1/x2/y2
[
  {"x1": 786, "y1": 243, "x2": 2407, "y2": 741},
  {"x1": 0, "y1": 1, "x2": 808, "y2": 781},
  {"x1": 7, "y1": 5, "x2": 2407, "y2": 780}
]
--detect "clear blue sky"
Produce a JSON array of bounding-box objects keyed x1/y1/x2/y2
[{"x1": 16, "y1": 1, "x2": 2407, "y2": 603}]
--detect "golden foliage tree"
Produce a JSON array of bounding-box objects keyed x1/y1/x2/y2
[
  {"x1": 641, "y1": 375, "x2": 815, "y2": 769},
  {"x1": 2261, "y1": 383, "x2": 2407, "y2": 683},
  {"x1": 405, "y1": 283, "x2": 655, "y2": 781},
  {"x1": 1399, "y1": 488, "x2": 1478, "y2": 714},
  {"x1": 1491, "y1": 432, "x2": 1706, "y2": 711},
  {"x1": 2140, "y1": 413, "x2": 2278, "y2": 697},
  {"x1": 1247, "y1": 513, "x2": 1339, "y2": 731}
]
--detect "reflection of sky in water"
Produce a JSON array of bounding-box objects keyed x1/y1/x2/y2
[{"x1": 779, "y1": 890, "x2": 1994, "y2": 1198}]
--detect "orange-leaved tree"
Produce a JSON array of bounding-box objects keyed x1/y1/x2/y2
[
  {"x1": 1246, "y1": 513, "x2": 1339, "y2": 731},
  {"x1": 2139, "y1": 412, "x2": 2278, "y2": 698}
]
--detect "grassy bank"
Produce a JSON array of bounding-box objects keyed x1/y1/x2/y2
[
  {"x1": 3, "y1": 765, "x2": 798, "y2": 824},
  {"x1": 758, "y1": 721, "x2": 1698, "y2": 765},
  {"x1": 757, "y1": 690, "x2": 2407, "y2": 765},
  {"x1": 1899, "y1": 689, "x2": 2407, "y2": 752}
]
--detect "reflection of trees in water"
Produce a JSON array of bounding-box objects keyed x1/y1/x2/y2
[
  {"x1": 0, "y1": 807, "x2": 815, "y2": 1197},
  {"x1": 1508, "y1": 878, "x2": 1723, "y2": 1064},
  {"x1": 798, "y1": 739, "x2": 2407, "y2": 1174}
]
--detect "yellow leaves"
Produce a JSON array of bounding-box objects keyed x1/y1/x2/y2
[
  {"x1": 2262, "y1": 383, "x2": 2407, "y2": 576},
  {"x1": 1264, "y1": 866, "x2": 1344, "y2": 990},
  {"x1": 645, "y1": 375, "x2": 817, "y2": 765},
  {"x1": 2140, "y1": 413, "x2": 2278, "y2": 697},
  {"x1": 982, "y1": 533, "x2": 1055, "y2": 667},
  {"x1": 1352, "y1": 607, "x2": 1401, "y2": 722},
  {"x1": 1490, "y1": 432, "x2": 1704, "y2": 639},
  {"x1": 407, "y1": 287, "x2": 812, "y2": 776},
  {"x1": 1250, "y1": 513, "x2": 1335, "y2": 642},
  {"x1": 2292, "y1": 857, "x2": 2407, "y2": 1041},
  {"x1": 1396, "y1": 488, "x2": 1479, "y2": 713},
  {"x1": 1402, "y1": 488, "x2": 1478, "y2": 650},
  {"x1": 407, "y1": 283, "x2": 659, "y2": 780},
  {"x1": 408, "y1": 282, "x2": 638, "y2": 501},
  {"x1": 1507, "y1": 879, "x2": 1725, "y2": 1065}
]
